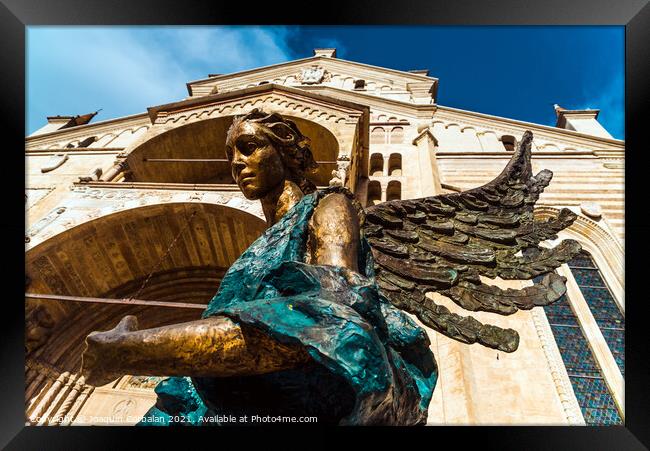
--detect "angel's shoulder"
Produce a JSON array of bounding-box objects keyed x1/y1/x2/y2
[{"x1": 310, "y1": 192, "x2": 359, "y2": 230}]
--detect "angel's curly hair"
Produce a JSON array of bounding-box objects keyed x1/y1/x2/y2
[{"x1": 226, "y1": 108, "x2": 319, "y2": 194}]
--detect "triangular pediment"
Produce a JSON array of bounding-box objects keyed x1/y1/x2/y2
[
  {"x1": 140, "y1": 83, "x2": 370, "y2": 188},
  {"x1": 187, "y1": 56, "x2": 438, "y2": 104},
  {"x1": 148, "y1": 83, "x2": 369, "y2": 123}
]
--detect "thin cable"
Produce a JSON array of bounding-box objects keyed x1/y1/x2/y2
[{"x1": 129, "y1": 210, "x2": 198, "y2": 302}]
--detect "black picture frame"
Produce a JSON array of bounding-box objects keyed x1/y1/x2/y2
[{"x1": 3, "y1": 0, "x2": 648, "y2": 448}]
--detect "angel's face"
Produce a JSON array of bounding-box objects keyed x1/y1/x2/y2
[{"x1": 226, "y1": 121, "x2": 286, "y2": 200}]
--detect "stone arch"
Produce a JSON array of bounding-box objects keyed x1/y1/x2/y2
[
  {"x1": 535, "y1": 206, "x2": 623, "y2": 310},
  {"x1": 93, "y1": 133, "x2": 117, "y2": 147},
  {"x1": 370, "y1": 127, "x2": 386, "y2": 145},
  {"x1": 370, "y1": 153, "x2": 384, "y2": 176},
  {"x1": 389, "y1": 127, "x2": 404, "y2": 144},
  {"x1": 367, "y1": 180, "x2": 382, "y2": 206},
  {"x1": 25, "y1": 202, "x2": 267, "y2": 407},
  {"x1": 388, "y1": 153, "x2": 402, "y2": 176},
  {"x1": 124, "y1": 114, "x2": 340, "y2": 186},
  {"x1": 386, "y1": 180, "x2": 401, "y2": 201},
  {"x1": 26, "y1": 202, "x2": 266, "y2": 302},
  {"x1": 107, "y1": 129, "x2": 137, "y2": 148}
]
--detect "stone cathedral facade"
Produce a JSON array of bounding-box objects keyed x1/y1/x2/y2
[{"x1": 25, "y1": 49, "x2": 624, "y2": 425}]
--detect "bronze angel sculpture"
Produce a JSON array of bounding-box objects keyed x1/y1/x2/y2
[{"x1": 81, "y1": 109, "x2": 581, "y2": 425}]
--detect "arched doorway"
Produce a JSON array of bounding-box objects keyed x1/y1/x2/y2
[{"x1": 25, "y1": 202, "x2": 266, "y2": 424}]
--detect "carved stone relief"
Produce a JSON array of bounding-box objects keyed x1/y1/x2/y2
[
  {"x1": 26, "y1": 206, "x2": 66, "y2": 242},
  {"x1": 25, "y1": 303, "x2": 56, "y2": 354},
  {"x1": 123, "y1": 376, "x2": 163, "y2": 390},
  {"x1": 329, "y1": 155, "x2": 351, "y2": 187},
  {"x1": 26, "y1": 187, "x2": 265, "y2": 249},
  {"x1": 40, "y1": 153, "x2": 69, "y2": 173},
  {"x1": 297, "y1": 66, "x2": 330, "y2": 84}
]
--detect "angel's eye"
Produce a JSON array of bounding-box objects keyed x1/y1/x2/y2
[{"x1": 246, "y1": 141, "x2": 258, "y2": 152}]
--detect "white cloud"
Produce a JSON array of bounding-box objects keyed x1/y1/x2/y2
[
  {"x1": 575, "y1": 71, "x2": 624, "y2": 139},
  {"x1": 27, "y1": 26, "x2": 297, "y2": 133}
]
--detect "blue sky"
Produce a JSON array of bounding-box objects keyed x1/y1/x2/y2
[{"x1": 26, "y1": 26, "x2": 624, "y2": 139}]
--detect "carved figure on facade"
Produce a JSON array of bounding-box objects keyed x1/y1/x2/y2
[
  {"x1": 329, "y1": 155, "x2": 350, "y2": 187},
  {"x1": 297, "y1": 66, "x2": 330, "y2": 84},
  {"x1": 40, "y1": 153, "x2": 69, "y2": 173},
  {"x1": 26, "y1": 206, "x2": 67, "y2": 239},
  {"x1": 26, "y1": 303, "x2": 56, "y2": 354},
  {"x1": 80, "y1": 109, "x2": 580, "y2": 425}
]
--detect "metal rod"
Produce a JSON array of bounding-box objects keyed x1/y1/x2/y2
[
  {"x1": 25, "y1": 292, "x2": 206, "y2": 310},
  {"x1": 143, "y1": 158, "x2": 338, "y2": 164},
  {"x1": 143, "y1": 158, "x2": 229, "y2": 163}
]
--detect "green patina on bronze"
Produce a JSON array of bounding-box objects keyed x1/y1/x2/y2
[
  {"x1": 81, "y1": 108, "x2": 581, "y2": 426},
  {"x1": 140, "y1": 187, "x2": 437, "y2": 425}
]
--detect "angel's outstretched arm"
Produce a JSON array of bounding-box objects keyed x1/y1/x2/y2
[
  {"x1": 81, "y1": 315, "x2": 310, "y2": 387},
  {"x1": 81, "y1": 192, "x2": 361, "y2": 387}
]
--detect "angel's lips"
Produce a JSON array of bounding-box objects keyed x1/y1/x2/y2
[{"x1": 237, "y1": 174, "x2": 256, "y2": 185}]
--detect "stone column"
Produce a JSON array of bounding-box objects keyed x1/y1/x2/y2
[
  {"x1": 102, "y1": 159, "x2": 129, "y2": 182},
  {"x1": 29, "y1": 372, "x2": 70, "y2": 425},
  {"x1": 412, "y1": 128, "x2": 442, "y2": 196}
]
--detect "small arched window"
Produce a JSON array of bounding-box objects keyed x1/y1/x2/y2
[
  {"x1": 388, "y1": 153, "x2": 402, "y2": 176},
  {"x1": 77, "y1": 136, "x2": 97, "y2": 148},
  {"x1": 370, "y1": 127, "x2": 386, "y2": 145},
  {"x1": 367, "y1": 181, "x2": 382, "y2": 206},
  {"x1": 386, "y1": 180, "x2": 401, "y2": 201},
  {"x1": 370, "y1": 153, "x2": 384, "y2": 176},
  {"x1": 390, "y1": 127, "x2": 404, "y2": 144},
  {"x1": 501, "y1": 135, "x2": 516, "y2": 151}
]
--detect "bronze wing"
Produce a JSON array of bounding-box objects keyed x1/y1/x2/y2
[{"x1": 362, "y1": 130, "x2": 581, "y2": 352}]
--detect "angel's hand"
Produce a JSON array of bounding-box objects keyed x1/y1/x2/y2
[{"x1": 81, "y1": 315, "x2": 139, "y2": 386}]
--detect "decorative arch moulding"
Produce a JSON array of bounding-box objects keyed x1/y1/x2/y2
[
  {"x1": 147, "y1": 84, "x2": 370, "y2": 127},
  {"x1": 25, "y1": 115, "x2": 152, "y2": 150},
  {"x1": 534, "y1": 206, "x2": 623, "y2": 299},
  {"x1": 431, "y1": 111, "x2": 623, "y2": 152},
  {"x1": 25, "y1": 188, "x2": 266, "y2": 250}
]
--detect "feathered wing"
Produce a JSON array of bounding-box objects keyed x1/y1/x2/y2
[{"x1": 362, "y1": 130, "x2": 581, "y2": 352}]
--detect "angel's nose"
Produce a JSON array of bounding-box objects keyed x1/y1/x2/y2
[{"x1": 231, "y1": 159, "x2": 246, "y2": 180}]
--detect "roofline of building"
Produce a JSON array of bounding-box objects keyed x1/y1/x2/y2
[
  {"x1": 185, "y1": 55, "x2": 437, "y2": 95},
  {"x1": 298, "y1": 85, "x2": 623, "y2": 146},
  {"x1": 26, "y1": 86, "x2": 623, "y2": 149},
  {"x1": 298, "y1": 85, "x2": 437, "y2": 114},
  {"x1": 435, "y1": 104, "x2": 624, "y2": 146},
  {"x1": 555, "y1": 109, "x2": 601, "y2": 129},
  {"x1": 149, "y1": 83, "x2": 370, "y2": 123},
  {"x1": 25, "y1": 112, "x2": 150, "y2": 142}
]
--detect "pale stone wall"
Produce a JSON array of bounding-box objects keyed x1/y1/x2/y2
[
  {"x1": 25, "y1": 54, "x2": 624, "y2": 426},
  {"x1": 26, "y1": 152, "x2": 121, "y2": 231}
]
